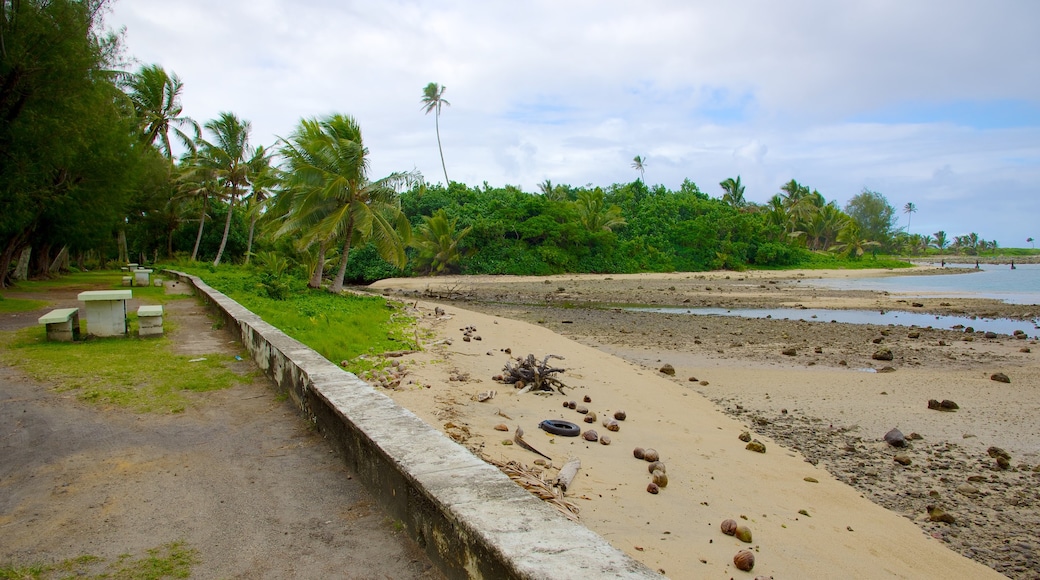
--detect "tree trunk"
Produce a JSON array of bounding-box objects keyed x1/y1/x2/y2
[
  {"x1": 13, "y1": 246, "x2": 31, "y2": 281},
  {"x1": 117, "y1": 229, "x2": 128, "y2": 264},
  {"x1": 49, "y1": 245, "x2": 68, "y2": 273},
  {"x1": 329, "y1": 219, "x2": 355, "y2": 293},
  {"x1": 33, "y1": 243, "x2": 52, "y2": 278},
  {"x1": 436, "y1": 112, "x2": 448, "y2": 185},
  {"x1": 308, "y1": 241, "x2": 326, "y2": 289},
  {"x1": 213, "y1": 193, "x2": 236, "y2": 266},
  {"x1": 244, "y1": 213, "x2": 257, "y2": 265},
  {"x1": 191, "y1": 196, "x2": 208, "y2": 261}
]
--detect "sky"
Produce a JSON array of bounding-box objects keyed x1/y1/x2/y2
[{"x1": 105, "y1": 0, "x2": 1040, "y2": 248}]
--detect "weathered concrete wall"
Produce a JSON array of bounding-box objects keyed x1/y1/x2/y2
[{"x1": 165, "y1": 271, "x2": 662, "y2": 580}]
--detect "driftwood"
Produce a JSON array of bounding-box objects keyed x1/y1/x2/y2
[
  {"x1": 500, "y1": 353, "x2": 568, "y2": 393},
  {"x1": 513, "y1": 426, "x2": 551, "y2": 461},
  {"x1": 484, "y1": 456, "x2": 580, "y2": 521},
  {"x1": 555, "y1": 458, "x2": 581, "y2": 492}
]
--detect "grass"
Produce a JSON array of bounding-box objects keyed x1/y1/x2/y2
[
  {"x1": 0, "y1": 296, "x2": 49, "y2": 314},
  {"x1": 0, "y1": 541, "x2": 197, "y2": 579},
  {"x1": 171, "y1": 264, "x2": 417, "y2": 374},
  {"x1": 0, "y1": 328, "x2": 248, "y2": 413}
]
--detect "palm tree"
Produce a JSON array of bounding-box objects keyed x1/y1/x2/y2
[
  {"x1": 903, "y1": 202, "x2": 917, "y2": 234},
  {"x1": 575, "y1": 189, "x2": 626, "y2": 233},
  {"x1": 278, "y1": 114, "x2": 418, "y2": 293},
  {"x1": 196, "y1": 112, "x2": 254, "y2": 266},
  {"x1": 831, "y1": 222, "x2": 879, "y2": 259},
  {"x1": 631, "y1": 155, "x2": 646, "y2": 182},
  {"x1": 719, "y1": 176, "x2": 746, "y2": 208},
  {"x1": 124, "y1": 64, "x2": 199, "y2": 159},
  {"x1": 421, "y1": 82, "x2": 450, "y2": 185},
  {"x1": 243, "y1": 145, "x2": 275, "y2": 264},
  {"x1": 411, "y1": 209, "x2": 472, "y2": 275},
  {"x1": 1028, "y1": 237, "x2": 1034, "y2": 249},
  {"x1": 932, "y1": 230, "x2": 949, "y2": 260}
]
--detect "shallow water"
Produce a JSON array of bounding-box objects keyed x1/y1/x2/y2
[
  {"x1": 630, "y1": 306, "x2": 1039, "y2": 337},
  {"x1": 808, "y1": 263, "x2": 1040, "y2": 305}
]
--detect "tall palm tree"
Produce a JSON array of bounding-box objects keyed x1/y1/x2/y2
[
  {"x1": 631, "y1": 155, "x2": 646, "y2": 182},
  {"x1": 196, "y1": 112, "x2": 254, "y2": 266},
  {"x1": 421, "y1": 82, "x2": 450, "y2": 185},
  {"x1": 242, "y1": 145, "x2": 275, "y2": 264},
  {"x1": 1027, "y1": 237, "x2": 1034, "y2": 249},
  {"x1": 932, "y1": 230, "x2": 948, "y2": 260},
  {"x1": 719, "y1": 176, "x2": 746, "y2": 208},
  {"x1": 124, "y1": 64, "x2": 199, "y2": 159},
  {"x1": 278, "y1": 114, "x2": 418, "y2": 293},
  {"x1": 903, "y1": 202, "x2": 917, "y2": 234}
]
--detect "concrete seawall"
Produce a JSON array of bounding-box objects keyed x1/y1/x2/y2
[{"x1": 165, "y1": 271, "x2": 661, "y2": 580}]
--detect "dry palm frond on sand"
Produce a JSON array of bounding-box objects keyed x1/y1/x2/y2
[{"x1": 483, "y1": 456, "x2": 580, "y2": 521}]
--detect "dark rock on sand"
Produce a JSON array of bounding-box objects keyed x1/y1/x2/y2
[
  {"x1": 884, "y1": 428, "x2": 907, "y2": 448},
  {"x1": 659, "y1": 363, "x2": 676, "y2": 376},
  {"x1": 873, "y1": 348, "x2": 894, "y2": 361},
  {"x1": 990, "y1": 372, "x2": 1011, "y2": 383}
]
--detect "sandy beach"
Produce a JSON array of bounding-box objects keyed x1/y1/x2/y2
[{"x1": 366, "y1": 267, "x2": 1039, "y2": 579}]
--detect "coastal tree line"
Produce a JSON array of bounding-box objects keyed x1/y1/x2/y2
[{"x1": 0, "y1": 0, "x2": 1027, "y2": 289}]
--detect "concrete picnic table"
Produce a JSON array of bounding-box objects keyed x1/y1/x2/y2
[{"x1": 77, "y1": 289, "x2": 132, "y2": 337}]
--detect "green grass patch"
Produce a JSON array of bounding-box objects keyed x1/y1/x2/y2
[
  {"x1": 0, "y1": 327, "x2": 247, "y2": 414},
  {"x1": 8, "y1": 270, "x2": 189, "y2": 306},
  {"x1": 753, "y1": 252, "x2": 915, "y2": 271},
  {"x1": 171, "y1": 264, "x2": 416, "y2": 374},
  {"x1": 0, "y1": 296, "x2": 49, "y2": 313},
  {"x1": 0, "y1": 541, "x2": 197, "y2": 580}
]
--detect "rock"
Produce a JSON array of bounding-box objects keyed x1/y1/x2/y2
[
  {"x1": 872, "y1": 348, "x2": 894, "y2": 361},
  {"x1": 927, "y1": 505, "x2": 956, "y2": 524},
  {"x1": 990, "y1": 372, "x2": 1011, "y2": 383},
  {"x1": 872, "y1": 336, "x2": 884, "y2": 344},
  {"x1": 912, "y1": 302, "x2": 924, "y2": 308},
  {"x1": 956, "y1": 484, "x2": 980, "y2": 496},
  {"x1": 804, "y1": 477, "x2": 819, "y2": 483},
  {"x1": 745, "y1": 440, "x2": 766, "y2": 453},
  {"x1": 877, "y1": 366, "x2": 896, "y2": 373},
  {"x1": 884, "y1": 428, "x2": 907, "y2": 448},
  {"x1": 1021, "y1": 347, "x2": 1032, "y2": 353},
  {"x1": 894, "y1": 454, "x2": 912, "y2": 466},
  {"x1": 739, "y1": 431, "x2": 752, "y2": 442},
  {"x1": 908, "y1": 331, "x2": 921, "y2": 339},
  {"x1": 814, "y1": 346, "x2": 823, "y2": 353},
  {"x1": 928, "y1": 399, "x2": 942, "y2": 410},
  {"x1": 988, "y1": 446, "x2": 1011, "y2": 461},
  {"x1": 940, "y1": 400, "x2": 959, "y2": 411},
  {"x1": 493, "y1": 424, "x2": 509, "y2": 431},
  {"x1": 781, "y1": 347, "x2": 797, "y2": 356},
  {"x1": 659, "y1": 363, "x2": 676, "y2": 376}
]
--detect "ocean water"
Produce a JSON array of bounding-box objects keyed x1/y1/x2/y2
[
  {"x1": 627, "y1": 263, "x2": 1039, "y2": 337},
  {"x1": 808, "y1": 263, "x2": 1040, "y2": 305}
]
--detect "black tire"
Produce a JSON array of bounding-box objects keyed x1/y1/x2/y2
[{"x1": 538, "y1": 419, "x2": 580, "y2": 437}]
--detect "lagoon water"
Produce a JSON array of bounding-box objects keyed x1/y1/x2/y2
[
  {"x1": 630, "y1": 263, "x2": 1039, "y2": 337},
  {"x1": 809, "y1": 263, "x2": 1040, "y2": 305}
]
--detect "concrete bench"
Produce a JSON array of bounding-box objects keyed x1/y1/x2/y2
[
  {"x1": 78, "y1": 290, "x2": 132, "y2": 337},
  {"x1": 133, "y1": 268, "x2": 153, "y2": 287},
  {"x1": 38, "y1": 308, "x2": 81, "y2": 342},
  {"x1": 137, "y1": 305, "x2": 164, "y2": 337}
]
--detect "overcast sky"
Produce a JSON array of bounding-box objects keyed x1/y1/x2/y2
[{"x1": 106, "y1": 0, "x2": 1040, "y2": 248}]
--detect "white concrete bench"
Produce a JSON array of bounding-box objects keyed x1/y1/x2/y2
[
  {"x1": 137, "y1": 305, "x2": 164, "y2": 337},
  {"x1": 38, "y1": 308, "x2": 81, "y2": 342},
  {"x1": 133, "y1": 268, "x2": 153, "y2": 287},
  {"x1": 77, "y1": 290, "x2": 132, "y2": 337}
]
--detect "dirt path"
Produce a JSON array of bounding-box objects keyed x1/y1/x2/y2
[{"x1": 0, "y1": 282, "x2": 443, "y2": 579}]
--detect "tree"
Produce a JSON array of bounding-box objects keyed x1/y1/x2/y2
[
  {"x1": 631, "y1": 156, "x2": 646, "y2": 182},
  {"x1": 844, "y1": 189, "x2": 895, "y2": 250},
  {"x1": 196, "y1": 112, "x2": 253, "y2": 266},
  {"x1": 411, "y1": 209, "x2": 472, "y2": 275},
  {"x1": 421, "y1": 82, "x2": 450, "y2": 185},
  {"x1": 932, "y1": 230, "x2": 948, "y2": 259},
  {"x1": 124, "y1": 64, "x2": 199, "y2": 159},
  {"x1": 830, "y1": 222, "x2": 879, "y2": 259},
  {"x1": 278, "y1": 114, "x2": 418, "y2": 293},
  {"x1": 575, "y1": 189, "x2": 626, "y2": 232},
  {"x1": 719, "y1": 176, "x2": 746, "y2": 208},
  {"x1": 1028, "y1": 237, "x2": 1034, "y2": 249},
  {"x1": 242, "y1": 145, "x2": 275, "y2": 264},
  {"x1": 903, "y1": 202, "x2": 917, "y2": 234}
]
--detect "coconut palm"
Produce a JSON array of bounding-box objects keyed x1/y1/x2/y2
[
  {"x1": 719, "y1": 176, "x2": 746, "y2": 208},
  {"x1": 195, "y1": 112, "x2": 254, "y2": 266},
  {"x1": 421, "y1": 82, "x2": 450, "y2": 185},
  {"x1": 631, "y1": 155, "x2": 646, "y2": 182},
  {"x1": 124, "y1": 64, "x2": 199, "y2": 159},
  {"x1": 1028, "y1": 237, "x2": 1034, "y2": 249},
  {"x1": 831, "y1": 222, "x2": 879, "y2": 259},
  {"x1": 575, "y1": 189, "x2": 626, "y2": 233},
  {"x1": 903, "y1": 202, "x2": 917, "y2": 234},
  {"x1": 411, "y1": 209, "x2": 472, "y2": 275},
  {"x1": 242, "y1": 145, "x2": 275, "y2": 264},
  {"x1": 278, "y1": 114, "x2": 418, "y2": 293},
  {"x1": 932, "y1": 230, "x2": 949, "y2": 260}
]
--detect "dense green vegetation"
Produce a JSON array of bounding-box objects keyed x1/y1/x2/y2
[{"x1": 2, "y1": 0, "x2": 1034, "y2": 292}]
